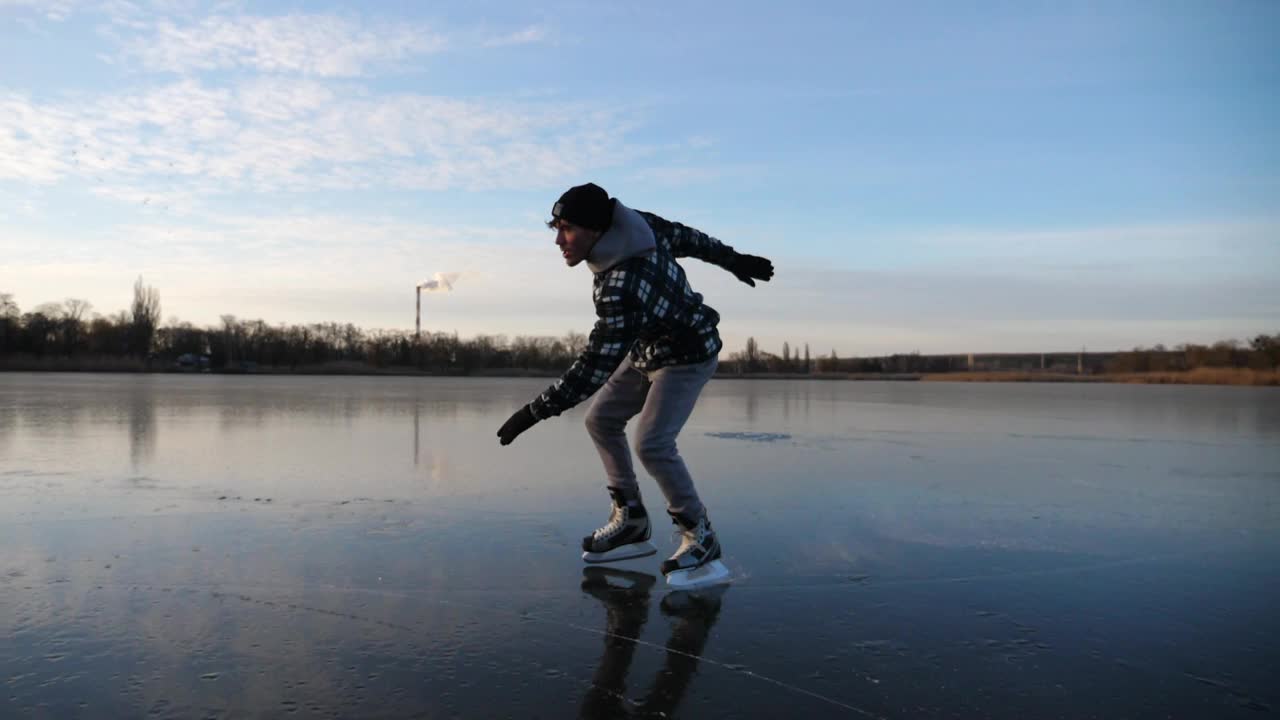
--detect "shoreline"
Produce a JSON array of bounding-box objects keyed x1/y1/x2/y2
[
  {"x1": 2, "y1": 362, "x2": 1275, "y2": 386},
  {"x1": 920, "y1": 368, "x2": 1278, "y2": 386}
]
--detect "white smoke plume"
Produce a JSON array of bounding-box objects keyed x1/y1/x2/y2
[{"x1": 418, "y1": 272, "x2": 459, "y2": 293}]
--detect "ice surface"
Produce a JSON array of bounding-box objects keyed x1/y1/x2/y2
[{"x1": 1, "y1": 373, "x2": 1277, "y2": 717}]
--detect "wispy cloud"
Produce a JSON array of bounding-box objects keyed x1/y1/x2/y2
[
  {"x1": 0, "y1": 78, "x2": 646, "y2": 196},
  {"x1": 10, "y1": 2, "x2": 550, "y2": 73},
  {"x1": 0, "y1": 0, "x2": 76, "y2": 21},
  {"x1": 114, "y1": 13, "x2": 448, "y2": 77},
  {"x1": 0, "y1": 5, "x2": 653, "y2": 201},
  {"x1": 482, "y1": 24, "x2": 548, "y2": 48}
]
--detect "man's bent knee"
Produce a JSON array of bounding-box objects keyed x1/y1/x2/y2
[
  {"x1": 585, "y1": 408, "x2": 623, "y2": 438},
  {"x1": 636, "y1": 436, "x2": 677, "y2": 467}
]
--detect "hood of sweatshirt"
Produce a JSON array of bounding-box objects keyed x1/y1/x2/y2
[{"x1": 586, "y1": 200, "x2": 656, "y2": 274}]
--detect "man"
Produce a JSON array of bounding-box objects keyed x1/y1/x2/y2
[{"x1": 497, "y1": 182, "x2": 773, "y2": 581}]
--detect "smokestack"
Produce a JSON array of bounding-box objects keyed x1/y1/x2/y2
[{"x1": 416, "y1": 272, "x2": 460, "y2": 340}]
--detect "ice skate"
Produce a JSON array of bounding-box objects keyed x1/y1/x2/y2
[
  {"x1": 582, "y1": 486, "x2": 657, "y2": 563},
  {"x1": 662, "y1": 509, "x2": 731, "y2": 590}
]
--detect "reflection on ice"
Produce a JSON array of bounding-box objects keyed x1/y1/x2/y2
[{"x1": 578, "y1": 567, "x2": 723, "y2": 719}]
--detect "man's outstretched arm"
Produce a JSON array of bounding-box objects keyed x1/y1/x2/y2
[
  {"x1": 637, "y1": 210, "x2": 774, "y2": 287},
  {"x1": 497, "y1": 293, "x2": 642, "y2": 445}
]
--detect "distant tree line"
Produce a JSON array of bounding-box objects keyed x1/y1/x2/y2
[
  {"x1": 2, "y1": 279, "x2": 161, "y2": 360},
  {"x1": 722, "y1": 339, "x2": 968, "y2": 374},
  {"x1": 725, "y1": 337, "x2": 818, "y2": 374},
  {"x1": 1104, "y1": 338, "x2": 1280, "y2": 373},
  {"x1": 3, "y1": 284, "x2": 1277, "y2": 375},
  {"x1": 722, "y1": 335, "x2": 1280, "y2": 375},
  {"x1": 0, "y1": 283, "x2": 588, "y2": 373}
]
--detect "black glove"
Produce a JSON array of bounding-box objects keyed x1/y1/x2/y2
[
  {"x1": 497, "y1": 405, "x2": 539, "y2": 446},
  {"x1": 730, "y1": 253, "x2": 774, "y2": 287}
]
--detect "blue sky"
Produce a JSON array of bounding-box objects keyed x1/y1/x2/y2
[{"x1": 2, "y1": 0, "x2": 1277, "y2": 355}]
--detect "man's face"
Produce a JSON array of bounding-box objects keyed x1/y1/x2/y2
[{"x1": 553, "y1": 220, "x2": 600, "y2": 267}]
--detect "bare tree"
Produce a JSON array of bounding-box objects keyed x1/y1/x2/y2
[
  {"x1": 21, "y1": 303, "x2": 64, "y2": 355},
  {"x1": 33, "y1": 301, "x2": 64, "y2": 319},
  {"x1": 65, "y1": 298, "x2": 92, "y2": 322},
  {"x1": 0, "y1": 293, "x2": 18, "y2": 351},
  {"x1": 745, "y1": 337, "x2": 759, "y2": 372},
  {"x1": 62, "y1": 298, "x2": 93, "y2": 354},
  {"x1": 130, "y1": 277, "x2": 161, "y2": 356}
]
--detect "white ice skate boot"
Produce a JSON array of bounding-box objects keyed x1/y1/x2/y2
[
  {"x1": 662, "y1": 509, "x2": 731, "y2": 589},
  {"x1": 581, "y1": 486, "x2": 657, "y2": 563}
]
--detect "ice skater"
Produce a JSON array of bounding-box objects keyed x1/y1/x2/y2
[{"x1": 496, "y1": 182, "x2": 773, "y2": 587}]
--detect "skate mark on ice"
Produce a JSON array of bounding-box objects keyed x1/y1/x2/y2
[{"x1": 1183, "y1": 673, "x2": 1273, "y2": 713}]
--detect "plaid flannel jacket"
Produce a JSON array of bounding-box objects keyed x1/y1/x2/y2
[{"x1": 528, "y1": 211, "x2": 737, "y2": 419}]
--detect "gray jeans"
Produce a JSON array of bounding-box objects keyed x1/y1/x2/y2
[{"x1": 584, "y1": 355, "x2": 718, "y2": 518}]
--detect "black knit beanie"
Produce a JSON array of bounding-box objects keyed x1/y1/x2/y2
[{"x1": 551, "y1": 183, "x2": 614, "y2": 232}]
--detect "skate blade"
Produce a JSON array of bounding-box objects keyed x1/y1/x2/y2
[
  {"x1": 665, "y1": 559, "x2": 731, "y2": 590},
  {"x1": 582, "y1": 541, "x2": 657, "y2": 564}
]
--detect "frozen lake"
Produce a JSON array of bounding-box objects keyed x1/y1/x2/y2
[{"x1": 2, "y1": 372, "x2": 1278, "y2": 718}]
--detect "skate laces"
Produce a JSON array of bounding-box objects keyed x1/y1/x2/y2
[
  {"x1": 593, "y1": 505, "x2": 625, "y2": 541},
  {"x1": 669, "y1": 520, "x2": 708, "y2": 557}
]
